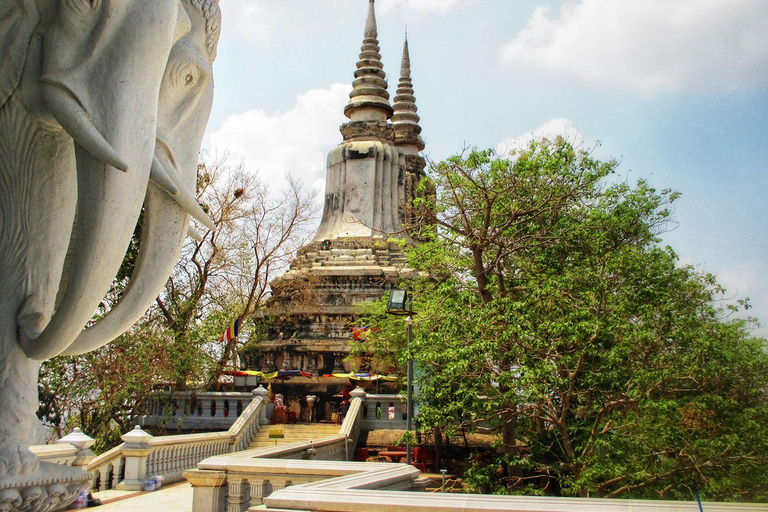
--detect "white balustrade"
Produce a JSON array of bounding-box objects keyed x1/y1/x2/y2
[
  {"x1": 140, "y1": 391, "x2": 255, "y2": 430},
  {"x1": 86, "y1": 444, "x2": 126, "y2": 491},
  {"x1": 28, "y1": 394, "x2": 266, "y2": 494},
  {"x1": 186, "y1": 392, "x2": 369, "y2": 511},
  {"x1": 361, "y1": 393, "x2": 408, "y2": 429},
  {"x1": 28, "y1": 443, "x2": 78, "y2": 466}
]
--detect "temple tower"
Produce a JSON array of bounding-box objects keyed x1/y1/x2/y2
[
  {"x1": 313, "y1": 0, "x2": 403, "y2": 241},
  {"x1": 392, "y1": 33, "x2": 428, "y2": 232},
  {"x1": 250, "y1": 0, "x2": 428, "y2": 421}
]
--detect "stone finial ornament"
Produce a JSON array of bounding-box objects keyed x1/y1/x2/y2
[
  {"x1": 0, "y1": 0, "x2": 221, "y2": 508},
  {"x1": 364, "y1": 0, "x2": 378, "y2": 39}
]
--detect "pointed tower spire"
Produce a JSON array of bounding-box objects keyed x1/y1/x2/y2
[
  {"x1": 393, "y1": 32, "x2": 425, "y2": 152},
  {"x1": 344, "y1": 0, "x2": 393, "y2": 122},
  {"x1": 365, "y1": 0, "x2": 378, "y2": 38}
]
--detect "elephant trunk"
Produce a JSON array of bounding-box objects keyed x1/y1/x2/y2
[
  {"x1": 18, "y1": 0, "x2": 189, "y2": 360},
  {"x1": 19, "y1": 120, "x2": 154, "y2": 360}
]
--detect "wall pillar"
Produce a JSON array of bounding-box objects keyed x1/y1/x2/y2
[{"x1": 185, "y1": 469, "x2": 227, "y2": 512}]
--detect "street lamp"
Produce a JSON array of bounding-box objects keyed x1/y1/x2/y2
[{"x1": 386, "y1": 288, "x2": 414, "y2": 465}]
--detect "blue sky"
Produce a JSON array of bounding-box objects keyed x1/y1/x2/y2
[{"x1": 203, "y1": 0, "x2": 768, "y2": 334}]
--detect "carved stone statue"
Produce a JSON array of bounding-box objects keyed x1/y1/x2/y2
[{"x1": 0, "y1": 0, "x2": 221, "y2": 509}]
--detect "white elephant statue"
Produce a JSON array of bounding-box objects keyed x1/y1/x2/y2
[{"x1": 0, "y1": 0, "x2": 221, "y2": 507}]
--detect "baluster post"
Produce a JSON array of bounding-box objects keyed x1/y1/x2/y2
[
  {"x1": 117, "y1": 426, "x2": 154, "y2": 491},
  {"x1": 216, "y1": 398, "x2": 226, "y2": 418},
  {"x1": 58, "y1": 427, "x2": 95, "y2": 469},
  {"x1": 227, "y1": 477, "x2": 249, "y2": 512},
  {"x1": 252, "y1": 386, "x2": 269, "y2": 425},
  {"x1": 247, "y1": 479, "x2": 267, "y2": 506},
  {"x1": 98, "y1": 465, "x2": 110, "y2": 491},
  {"x1": 201, "y1": 397, "x2": 212, "y2": 417},
  {"x1": 112, "y1": 458, "x2": 124, "y2": 489}
]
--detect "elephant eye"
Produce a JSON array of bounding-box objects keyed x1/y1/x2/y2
[{"x1": 177, "y1": 63, "x2": 202, "y2": 88}]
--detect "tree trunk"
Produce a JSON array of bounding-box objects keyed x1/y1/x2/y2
[{"x1": 502, "y1": 408, "x2": 522, "y2": 487}]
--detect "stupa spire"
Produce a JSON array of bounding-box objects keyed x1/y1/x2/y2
[
  {"x1": 392, "y1": 32, "x2": 424, "y2": 151},
  {"x1": 365, "y1": 0, "x2": 378, "y2": 38},
  {"x1": 344, "y1": 0, "x2": 393, "y2": 122}
]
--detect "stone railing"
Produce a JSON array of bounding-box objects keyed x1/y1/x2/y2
[
  {"x1": 186, "y1": 460, "x2": 422, "y2": 512},
  {"x1": 29, "y1": 443, "x2": 79, "y2": 466},
  {"x1": 30, "y1": 388, "x2": 269, "y2": 493},
  {"x1": 360, "y1": 393, "x2": 408, "y2": 430},
  {"x1": 87, "y1": 444, "x2": 126, "y2": 491},
  {"x1": 184, "y1": 388, "x2": 372, "y2": 512},
  {"x1": 140, "y1": 391, "x2": 256, "y2": 431},
  {"x1": 265, "y1": 488, "x2": 768, "y2": 512}
]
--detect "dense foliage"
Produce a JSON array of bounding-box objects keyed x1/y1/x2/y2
[{"x1": 358, "y1": 139, "x2": 768, "y2": 501}]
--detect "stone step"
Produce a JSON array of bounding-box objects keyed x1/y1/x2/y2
[
  {"x1": 250, "y1": 432, "x2": 338, "y2": 440},
  {"x1": 256, "y1": 424, "x2": 340, "y2": 431},
  {"x1": 249, "y1": 436, "x2": 329, "y2": 444},
  {"x1": 248, "y1": 425, "x2": 340, "y2": 443},
  {"x1": 249, "y1": 440, "x2": 301, "y2": 448},
  {"x1": 251, "y1": 429, "x2": 340, "y2": 437}
]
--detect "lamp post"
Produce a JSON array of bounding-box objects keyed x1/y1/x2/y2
[{"x1": 387, "y1": 288, "x2": 414, "y2": 465}]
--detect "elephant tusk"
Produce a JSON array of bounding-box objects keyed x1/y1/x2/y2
[
  {"x1": 61, "y1": 184, "x2": 189, "y2": 356},
  {"x1": 150, "y1": 155, "x2": 180, "y2": 195},
  {"x1": 41, "y1": 81, "x2": 129, "y2": 172},
  {"x1": 187, "y1": 224, "x2": 203, "y2": 241},
  {"x1": 154, "y1": 148, "x2": 215, "y2": 230}
]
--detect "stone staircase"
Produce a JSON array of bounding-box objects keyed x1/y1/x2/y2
[{"x1": 248, "y1": 423, "x2": 341, "y2": 449}]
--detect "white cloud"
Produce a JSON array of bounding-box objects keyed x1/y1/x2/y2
[
  {"x1": 219, "y1": 2, "x2": 274, "y2": 47},
  {"x1": 377, "y1": 0, "x2": 476, "y2": 16},
  {"x1": 219, "y1": 2, "x2": 353, "y2": 48},
  {"x1": 501, "y1": 0, "x2": 768, "y2": 94},
  {"x1": 218, "y1": 0, "x2": 473, "y2": 48},
  {"x1": 496, "y1": 118, "x2": 589, "y2": 157},
  {"x1": 204, "y1": 83, "x2": 351, "y2": 195}
]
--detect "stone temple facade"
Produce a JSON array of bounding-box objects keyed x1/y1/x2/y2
[{"x1": 249, "y1": 0, "x2": 428, "y2": 421}]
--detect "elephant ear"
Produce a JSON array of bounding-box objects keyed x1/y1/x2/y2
[{"x1": 0, "y1": 0, "x2": 39, "y2": 108}]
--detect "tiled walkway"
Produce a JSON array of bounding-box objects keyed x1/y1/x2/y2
[{"x1": 92, "y1": 482, "x2": 193, "y2": 512}]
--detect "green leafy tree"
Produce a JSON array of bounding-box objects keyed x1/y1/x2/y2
[{"x1": 359, "y1": 139, "x2": 768, "y2": 501}]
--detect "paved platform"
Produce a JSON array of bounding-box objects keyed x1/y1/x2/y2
[{"x1": 92, "y1": 482, "x2": 193, "y2": 512}]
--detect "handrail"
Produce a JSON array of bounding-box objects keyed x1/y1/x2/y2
[
  {"x1": 29, "y1": 443, "x2": 77, "y2": 465},
  {"x1": 227, "y1": 396, "x2": 264, "y2": 452},
  {"x1": 86, "y1": 444, "x2": 123, "y2": 470},
  {"x1": 148, "y1": 432, "x2": 231, "y2": 447}
]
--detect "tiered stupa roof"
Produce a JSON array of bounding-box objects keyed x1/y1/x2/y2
[
  {"x1": 344, "y1": 0, "x2": 394, "y2": 122},
  {"x1": 392, "y1": 34, "x2": 425, "y2": 153}
]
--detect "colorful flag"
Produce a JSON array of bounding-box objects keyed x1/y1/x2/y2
[
  {"x1": 352, "y1": 325, "x2": 370, "y2": 341},
  {"x1": 219, "y1": 318, "x2": 240, "y2": 344}
]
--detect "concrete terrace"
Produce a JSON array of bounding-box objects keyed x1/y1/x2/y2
[{"x1": 93, "y1": 482, "x2": 193, "y2": 512}]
